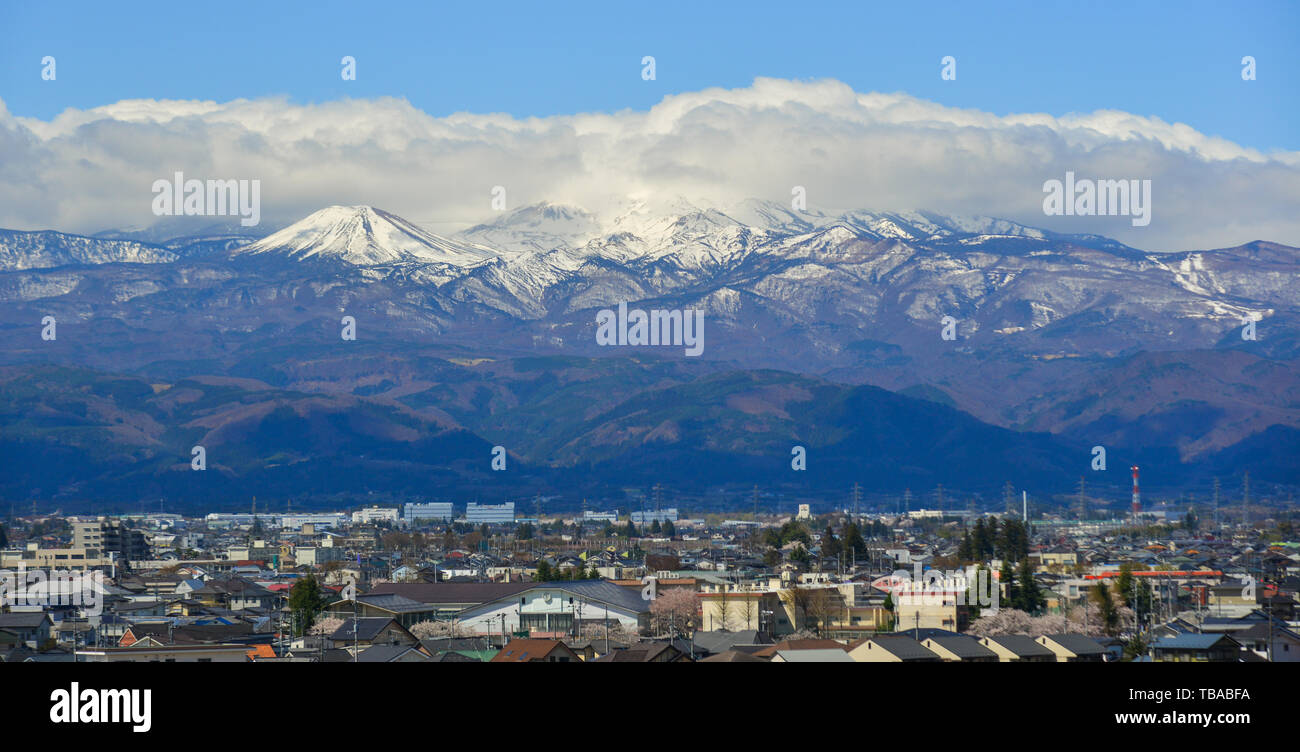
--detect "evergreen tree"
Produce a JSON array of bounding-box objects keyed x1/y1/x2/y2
[
  {"x1": 623, "y1": 520, "x2": 637, "y2": 538},
  {"x1": 650, "y1": 519, "x2": 662, "y2": 535},
  {"x1": 662, "y1": 519, "x2": 675, "y2": 537},
  {"x1": 999, "y1": 558, "x2": 1018, "y2": 612},
  {"x1": 1016, "y1": 557, "x2": 1043, "y2": 613},
  {"x1": 1092, "y1": 581, "x2": 1120, "y2": 635},
  {"x1": 957, "y1": 531, "x2": 973, "y2": 561},
  {"x1": 971, "y1": 517, "x2": 992, "y2": 559},
  {"x1": 0, "y1": 524, "x2": 7, "y2": 549},
  {"x1": 533, "y1": 560, "x2": 553, "y2": 582},
  {"x1": 288, "y1": 575, "x2": 327, "y2": 636},
  {"x1": 822, "y1": 525, "x2": 842, "y2": 560},
  {"x1": 842, "y1": 521, "x2": 867, "y2": 558},
  {"x1": 1115, "y1": 562, "x2": 1135, "y2": 607}
]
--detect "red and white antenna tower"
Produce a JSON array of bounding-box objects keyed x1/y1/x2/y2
[{"x1": 1130, "y1": 465, "x2": 1141, "y2": 520}]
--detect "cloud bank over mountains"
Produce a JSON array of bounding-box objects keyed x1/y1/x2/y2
[{"x1": 2, "y1": 77, "x2": 1297, "y2": 250}]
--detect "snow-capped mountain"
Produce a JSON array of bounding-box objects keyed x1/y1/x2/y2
[
  {"x1": 234, "y1": 205, "x2": 501, "y2": 267},
  {"x1": 1, "y1": 199, "x2": 1296, "y2": 473},
  {"x1": 0, "y1": 229, "x2": 177, "y2": 269}
]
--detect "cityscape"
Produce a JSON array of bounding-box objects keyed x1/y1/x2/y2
[
  {"x1": 1, "y1": 491, "x2": 1295, "y2": 664},
  {"x1": 0, "y1": 0, "x2": 1295, "y2": 735}
]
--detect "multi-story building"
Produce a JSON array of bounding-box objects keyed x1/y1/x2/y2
[
  {"x1": 631, "y1": 508, "x2": 678, "y2": 525},
  {"x1": 466, "y1": 503, "x2": 515, "y2": 524},
  {"x1": 352, "y1": 506, "x2": 400, "y2": 524},
  {"x1": 72, "y1": 518, "x2": 151, "y2": 563},
  {"x1": 403, "y1": 502, "x2": 454, "y2": 525}
]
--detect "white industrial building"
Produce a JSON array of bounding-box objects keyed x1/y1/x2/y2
[
  {"x1": 631, "y1": 508, "x2": 678, "y2": 524},
  {"x1": 403, "y1": 502, "x2": 455, "y2": 525},
  {"x1": 466, "y1": 502, "x2": 515, "y2": 524}
]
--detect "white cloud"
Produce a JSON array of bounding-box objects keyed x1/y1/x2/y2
[{"x1": 1, "y1": 77, "x2": 1297, "y2": 250}]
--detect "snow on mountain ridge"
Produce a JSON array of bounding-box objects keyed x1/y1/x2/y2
[{"x1": 236, "y1": 205, "x2": 501, "y2": 266}]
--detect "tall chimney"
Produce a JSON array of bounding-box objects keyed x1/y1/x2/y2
[{"x1": 1130, "y1": 465, "x2": 1141, "y2": 520}]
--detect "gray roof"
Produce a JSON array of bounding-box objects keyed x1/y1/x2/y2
[
  {"x1": 776, "y1": 648, "x2": 855, "y2": 662},
  {"x1": 330, "y1": 617, "x2": 402, "y2": 642},
  {"x1": 356, "y1": 644, "x2": 427, "y2": 663},
  {"x1": 542, "y1": 580, "x2": 652, "y2": 614},
  {"x1": 355, "y1": 593, "x2": 432, "y2": 614},
  {"x1": 367, "y1": 582, "x2": 532, "y2": 606},
  {"x1": 691, "y1": 629, "x2": 770, "y2": 655},
  {"x1": 1040, "y1": 634, "x2": 1105, "y2": 655},
  {"x1": 0, "y1": 612, "x2": 52, "y2": 628},
  {"x1": 859, "y1": 636, "x2": 941, "y2": 661},
  {"x1": 925, "y1": 636, "x2": 999, "y2": 660},
  {"x1": 982, "y1": 635, "x2": 1055, "y2": 658}
]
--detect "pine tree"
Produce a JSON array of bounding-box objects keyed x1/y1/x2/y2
[
  {"x1": 650, "y1": 519, "x2": 662, "y2": 535},
  {"x1": 1092, "y1": 581, "x2": 1119, "y2": 635},
  {"x1": 1000, "y1": 558, "x2": 1018, "y2": 612},
  {"x1": 662, "y1": 519, "x2": 675, "y2": 537},
  {"x1": 288, "y1": 574, "x2": 326, "y2": 636},
  {"x1": 1016, "y1": 557, "x2": 1043, "y2": 614},
  {"x1": 823, "y1": 525, "x2": 842, "y2": 560},
  {"x1": 623, "y1": 520, "x2": 637, "y2": 538},
  {"x1": 971, "y1": 517, "x2": 989, "y2": 559},
  {"x1": 1115, "y1": 562, "x2": 1135, "y2": 607},
  {"x1": 957, "y1": 532, "x2": 973, "y2": 561}
]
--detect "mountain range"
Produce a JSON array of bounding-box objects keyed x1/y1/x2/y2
[{"x1": 1, "y1": 200, "x2": 1296, "y2": 509}]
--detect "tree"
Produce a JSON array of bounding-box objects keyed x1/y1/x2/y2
[
  {"x1": 1092, "y1": 581, "x2": 1120, "y2": 636},
  {"x1": 763, "y1": 548, "x2": 782, "y2": 568},
  {"x1": 517, "y1": 522, "x2": 534, "y2": 540},
  {"x1": 1183, "y1": 508, "x2": 1200, "y2": 535},
  {"x1": 957, "y1": 532, "x2": 973, "y2": 561},
  {"x1": 805, "y1": 588, "x2": 840, "y2": 636},
  {"x1": 822, "y1": 525, "x2": 842, "y2": 561},
  {"x1": 1016, "y1": 557, "x2": 1043, "y2": 614},
  {"x1": 410, "y1": 619, "x2": 466, "y2": 639},
  {"x1": 1115, "y1": 562, "x2": 1134, "y2": 607},
  {"x1": 622, "y1": 520, "x2": 638, "y2": 538},
  {"x1": 533, "y1": 560, "x2": 554, "y2": 582},
  {"x1": 662, "y1": 520, "x2": 676, "y2": 537},
  {"x1": 790, "y1": 544, "x2": 810, "y2": 566},
  {"x1": 736, "y1": 593, "x2": 757, "y2": 631},
  {"x1": 650, "y1": 519, "x2": 662, "y2": 535},
  {"x1": 779, "y1": 585, "x2": 815, "y2": 633},
  {"x1": 842, "y1": 522, "x2": 867, "y2": 559},
  {"x1": 0, "y1": 524, "x2": 7, "y2": 548},
  {"x1": 309, "y1": 616, "x2": 345, "y2": 636},
  {"x1": 999, "y1": 559, "x2": 1018, "y2": 612},
  {"x1": 288, "y1": 575, "x2": 328, "y2": 636},
  {"x1": 650, "y1": 588, "x2": 698, "y2": 636},
  {"x1": 711, "y1": 587, "x2": 734, "y2": 631},
  {"x1": 971, "y1": 517, "x2": 992, "y2": 559},
  {"x1": 1123, "y1": 632, "x2": 1148, "y2": 661}
]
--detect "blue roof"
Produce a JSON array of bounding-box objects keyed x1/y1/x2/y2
[{"x1": 1152, "y1": 633, "x2": 1236, "y2": 649}]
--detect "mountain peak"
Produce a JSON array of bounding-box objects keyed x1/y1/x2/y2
[{"x1": 235, "y1": 205, "x2": 499, "y2": 266}]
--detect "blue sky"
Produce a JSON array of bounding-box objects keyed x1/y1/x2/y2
[{"x1": 2, "y1": 0, "x2": 1297, "y2": 150}]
